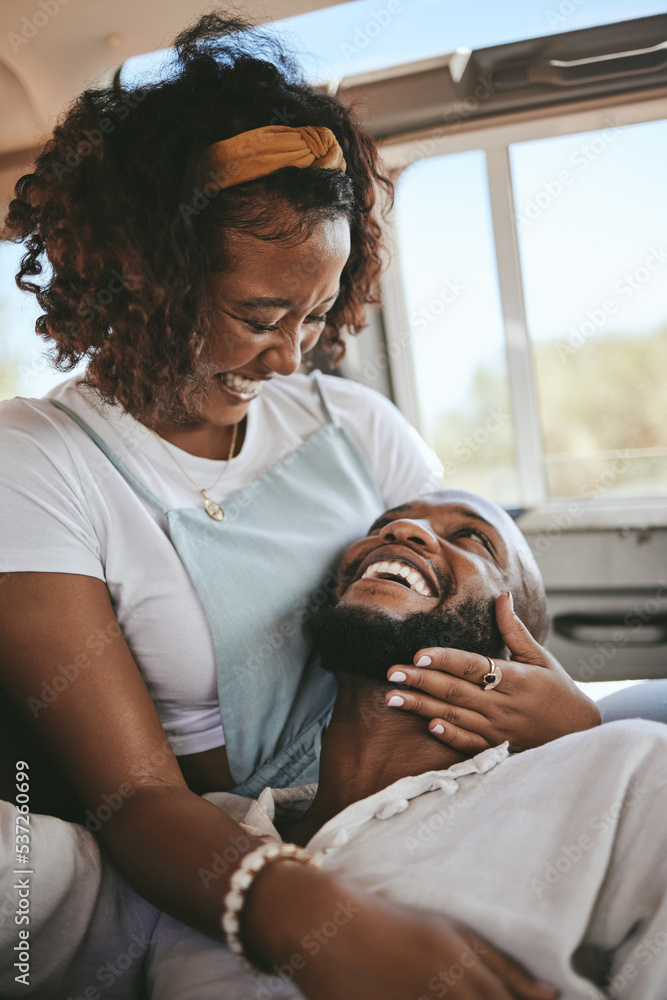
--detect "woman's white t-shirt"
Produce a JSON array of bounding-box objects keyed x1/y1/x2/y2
[{"x1": 0, "y1": 371, "x2": 442, "y2": 755}]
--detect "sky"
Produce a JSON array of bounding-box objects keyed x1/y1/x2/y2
[
  {"x1": 3, "y1": 0, "x2": 666, "y2": 412},
  {"x1": 122, "y1": 0, "x2": 667, "y2": 86}
]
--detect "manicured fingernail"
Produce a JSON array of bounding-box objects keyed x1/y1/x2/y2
[
  {"x1": 387, "y1": 695, "x2": 405, "y2": 707},
  {"x1": 534, "y1": 984, "x2": 558, "y2": 999},
  {"x1": 507, "y1": 590, "x2": 514, "y2": 612},
  {"x1": 431, "y1": 724, "x2": 444, "y2": 734},
  {"x1": 415, "y1": 655, "x2": 432, "y2": 667},
  {"x1": 388, "y1": 671, "x2": 407, "y2": 683}
]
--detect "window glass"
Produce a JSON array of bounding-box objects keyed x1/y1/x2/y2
[
  {"x1": 120, "y1": 0, "x2": 667, "y2": 87},
  {"x1": 394, "y1": 151, "x2": 520, "y2": 507},
  {"x1": 0, "y1": 242, "x2": 85, "y2": 401},
  {"x1": 511, "y1": 119, "x2": 667, "y2": 500}
]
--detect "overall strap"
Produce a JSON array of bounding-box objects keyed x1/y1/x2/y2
[
  {"x1": 49, "y1": 399, "x2": 170, "y2": 516},
  {"x1": 311, "y1": 370, "x2": 338, "y2": 426}
]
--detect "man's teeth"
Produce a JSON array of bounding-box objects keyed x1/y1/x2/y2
[
  {"x1": 360, "y1": 560, "x2": 433, "y2": 597},
  {"x1": 220, "y1": 373, "x2": 262, "y2": 395}
]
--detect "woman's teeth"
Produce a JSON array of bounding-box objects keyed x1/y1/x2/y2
[{"x1": 219, "y1": 373, "x2": 263, "y2": 397}]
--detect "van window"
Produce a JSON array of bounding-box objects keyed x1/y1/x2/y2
[
  {"x1": 511, "y1": 118, "x2": 667, "y2": 501},
  {"x1": 389, "y1": 109, "x2": 667, "y2": 508},
  {"x1": 394, "y1": 150, "x2": 520, "y2": 507}
]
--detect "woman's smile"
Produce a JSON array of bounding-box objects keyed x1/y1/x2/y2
[
  {"x1": 151, "y1": 217, "x2": 350, "y2": 456},
  {"x1": 200, "y1": 217, "x2": 351, "y2": 421},
  {"x1": 214, "y1": 371, "x2": 266, "y2": 403}
]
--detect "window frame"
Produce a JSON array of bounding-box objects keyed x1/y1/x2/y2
[{"x1": 379, "y1": 89, "x2": 667, "y2": 509}]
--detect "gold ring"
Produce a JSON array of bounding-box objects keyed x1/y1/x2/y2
[{"x1": 482, "y1": 656, "x2": 502, "y2": 691}]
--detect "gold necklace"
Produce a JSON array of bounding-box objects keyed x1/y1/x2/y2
[{"x1": 150, "y1": 422, "x2": 239, "y2": 522}]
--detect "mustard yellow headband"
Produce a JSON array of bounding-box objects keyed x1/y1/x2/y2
[{"x1": 203, "y1": 125, "x2": 346, "y2": 191}]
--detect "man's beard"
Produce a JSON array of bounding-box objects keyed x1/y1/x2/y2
[{"x1": 316, "y1": 595, "x2": 505, "y2": 683}]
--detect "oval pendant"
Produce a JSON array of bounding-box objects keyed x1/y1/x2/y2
[{"x1": 204, "y1": 498, "x2": 224, "y2": 521}]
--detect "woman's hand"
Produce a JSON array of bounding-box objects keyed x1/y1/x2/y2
[
  {"x1": 245, "y1": 861, "x2": 558, "y2": 1000},
  {"x1": 385, "y1": 591, "x2": 601, "y2": 754}
]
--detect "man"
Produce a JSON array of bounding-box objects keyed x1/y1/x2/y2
[{"x1": 145, "y1": 490, "x2": 667, "y2": 1000}]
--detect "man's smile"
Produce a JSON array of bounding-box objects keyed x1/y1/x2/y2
[{"x1": 349, "y1": 545, "x2": 440, "y2": 600}]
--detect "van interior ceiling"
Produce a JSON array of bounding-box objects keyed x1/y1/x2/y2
[{"x1": 1, "y1": 1, "x2": 666, "y2": 704}]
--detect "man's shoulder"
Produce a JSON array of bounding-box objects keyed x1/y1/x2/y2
[
  {"x1": 505, "y1": 718, "x2": 667, "y2": 779},
  {"x1": 556, "y1": 717, "x2": 667, "y2": 749}
]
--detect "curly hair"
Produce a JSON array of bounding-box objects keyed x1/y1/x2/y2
[{"x1": 2, "y1": 11, "x2": 393, "y2": 422}]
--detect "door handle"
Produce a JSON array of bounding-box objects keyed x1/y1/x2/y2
[{"x1": 553, "y1": 612, "x2": 667, "y2": 646}]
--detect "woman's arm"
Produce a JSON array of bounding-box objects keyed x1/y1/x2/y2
[
  {"x1": 385, "y1": 592, "x2": 601, "y2": 753},
  {"x1": 0, "y1": 572, "x2": 267, "y2": 940},
  {"x1": 0, "y1": 573, "x2": 557, "y2": 999}
]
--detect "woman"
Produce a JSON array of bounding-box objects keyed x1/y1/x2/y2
[{"x1": 0, "y1": 11, "x2": 598, "y2": 998}]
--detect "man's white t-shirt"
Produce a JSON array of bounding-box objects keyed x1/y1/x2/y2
[{"x1": 0, "y1": 371, "x2": 442, "y2": 755}]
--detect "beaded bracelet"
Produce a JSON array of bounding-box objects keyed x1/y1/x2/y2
[{"x1": 221, "y1": 840, "x2": 320, "y2": 972}]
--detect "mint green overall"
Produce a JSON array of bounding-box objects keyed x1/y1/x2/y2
[{"x1": 50, "y1": 374, "x2": 384, "y2": 796}]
